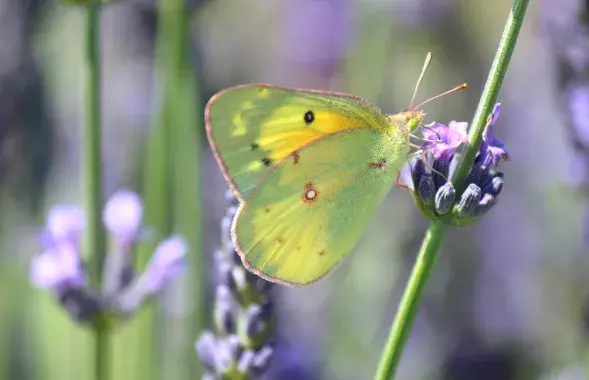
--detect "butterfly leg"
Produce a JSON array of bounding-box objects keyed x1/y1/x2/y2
[{"x1": 395, "y1": 171, "x2": 410, "y2": 190}]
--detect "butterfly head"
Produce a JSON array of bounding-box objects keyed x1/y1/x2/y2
[
  {"x1": 405, "y1": 110, "x2": 425, "y2": 133},
  {"x1": 397, "y1": 52, "x2": 467, "y2": 137}
]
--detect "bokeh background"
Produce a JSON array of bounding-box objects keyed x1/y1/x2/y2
[{"x1": 1, "y1": 0, "x2": 589, "y2": 379}]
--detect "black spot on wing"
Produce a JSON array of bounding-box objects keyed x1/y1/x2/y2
[{"x1": 304, "y1": 110, "x2": 315, "y2": 125}]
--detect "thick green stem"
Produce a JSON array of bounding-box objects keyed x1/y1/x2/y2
[
  {"x1": 83, "y1": 4, "x2": 108, "y2": 380},
  {"x1": 374, "y1": 1, "x2": 530, "y2": 379}
]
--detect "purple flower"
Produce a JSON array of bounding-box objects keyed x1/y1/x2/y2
[
  {"x1": 140, "y1": 235, "x2": 188, "y2": 295},
  {"x1": 408, "y1": 106, "x2": 508, "y2": 226},
  {"x1": 30, "y1": 243, "x2": 86, "y2": 290},
  {"x1": 30, "y1": 189, "x2": 189, "y2": 321},
  {"x1": 103, "y1": 189, "x2": 143, "y2": 247},
  {"x1": 197, "y1": 190, "x2": 274, "y2": 379},
  {"x1": 45, "y1": 205, "x2": 85, "y2": 245},
  {"x1": 479, "y1": 103, "x2": 509, "y2": 166},
  {"x1": 422, "y1": 120, "x2": 469, "y2": 160},
  {"x1": 31, "y1": 205, "x2": 86, "y2": 291}
]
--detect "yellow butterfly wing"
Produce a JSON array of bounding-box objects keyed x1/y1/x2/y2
[
  {"x1": 205, "y1": 84, "x2": 395, "y2": 200},
  {"x1": 232, "y1": 128, "x2": 409, "y2": 286}
]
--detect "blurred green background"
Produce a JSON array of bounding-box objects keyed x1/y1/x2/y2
[{"x1": 1, "y1": 0, "x2": 589, "y2": 379}]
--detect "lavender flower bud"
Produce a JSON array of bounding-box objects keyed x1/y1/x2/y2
[
  {"x1": 411, "y1": 155, "x2": 427, "y2": 190},
  {"x1": 214, "y1": 286, "x2": 236, "y2": 335},
  {"x1": 455, "y1": 184, "x2": 483, "y2": 217},
  {"x1": 115, "y1": 235, "x2": 187, "y2": 315},
  {"x1": 251, "y1": 346, "x2": 274, "y2": 375},
  {"x1": 435, "y1": 183, "x2": 455, "y2": 215},
  {"x1": 218, "y1": 335, "x2": 243, "y2": 373},
  {"x1": 225, "y1": 189, "x2": 240, "y2": 207},
  {"x1": 195, "y1": 331, "x2": 217, "y2": 372},
  {"x1": 237, "y1": 350, "x2": 256, "y2": 374},
  {"x1": 418, "y1": 173, "x2": 436, "y2": 207},
  {"x1": 46, "y1": 205, "x2": 85, "y2": 245},
  {"x1": 30, "y1": 243, "x2": 86, "y2": 291},
  {"x1": 243, "y1": 302, "x2": 273, "y2": 343},
  {"x1": 103, "y1": 189, "x2": 143, "y2": 248}
]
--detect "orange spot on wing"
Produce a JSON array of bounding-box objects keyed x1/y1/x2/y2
[{"x1": 302, "y1": 182, "x2": 319, "y2": 204}]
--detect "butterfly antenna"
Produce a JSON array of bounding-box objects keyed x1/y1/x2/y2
[
  {"x1": 412, "y1": 82, "x2": 468, "y2": 110},
  {"x1": 420, "y1": 123, "x2": 442, "y2": 141},
  {"x1": 409, "y1": 52, "x2": 433, "y2": 111}
]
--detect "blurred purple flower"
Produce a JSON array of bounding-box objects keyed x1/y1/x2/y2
[
  {"x1": 45, "y1": 205, "x2": 85, "y2": 245},
  {"x1": 103, "y1": 189, "x2": 143, "y2": 248},
  {"x1": 545, "y1": 0, "x2": 589, "y2": 245},
  {"x1": 393, "y1": 0, "x2": 452, "y2": 28},
  {"x1": 139, "y1": 235, "x2": 187, "y2": 295},
  {"x1": 30, "y1": 243, "x2": 86, "y2": 290},
  {"x1": 196, "y1": 190, "x2": 274, "y2": 379},
  {"x1": 281, "y1": 0, "x2": 352, "y2": 70},
  {"x1": 31, "y1": 205, "x2": 87, "y2": 291},
  {"x1": 29, "y1": 189, "x2": 188, "y2": 322}
]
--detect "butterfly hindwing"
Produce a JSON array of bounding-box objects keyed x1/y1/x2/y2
[
  {"x1": 205, "y1": 84, "x2": 394, "y2": 199},
  {"x1": 232, "y1": 128, "x2": 409, "y2": 286}
]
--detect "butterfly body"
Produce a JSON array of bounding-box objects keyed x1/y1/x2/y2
[{"x1": 205, "y1": 83, "x2": 421, "y2": 286}]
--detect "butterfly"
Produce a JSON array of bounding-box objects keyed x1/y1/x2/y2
[{"x1": 205, "y1": 53, "x2": 466, "y2": 286}]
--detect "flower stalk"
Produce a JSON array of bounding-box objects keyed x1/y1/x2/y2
[
  {"x1": 82, "y1": 3, "x2": 108, "y2": 380},
  {"x1": 374, "y1": 1, "x2": 530, "y2": 379}
]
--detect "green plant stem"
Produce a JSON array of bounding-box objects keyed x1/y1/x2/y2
[
  {"x1": 374, "y1": 1, "x2": 530, "y2": 379},
  {"x1": 374, "y1": 221, "x2": 445, "y2": 380},
  {"x1": 83, "y1": 4, "x2": 108, "y2": 380},
  {"x1": 450, "y1": 0, "x2": 530, "y2": 193}
]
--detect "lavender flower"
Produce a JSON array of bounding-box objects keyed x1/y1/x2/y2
[
  {"x1": 408, "y1": 103, "x2": 507, "y2": 226},
  {"x1": 196, "y1": 190, "x2": 274, "y2": 379},
  {"x1": 29, "y1": 189, "x2": 187, "y2": 323}
]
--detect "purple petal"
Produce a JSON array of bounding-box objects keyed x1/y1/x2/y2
[
  {"x1": 46, "y1": 205, "x2": 85, "y2": 244},
  {"x1": 480, "y1": 103, "x2": 509, "y2": 165},
  {"x1": 567, "y1": 85, "x2": 589, "y2": 146},
  {"x1": 490, "y1": 103, "x2": 501, "y2": 125},
  {"x1": 142, "y1": 235, "x2": 188, "y2": 294},
  {"x1": 446, "y1": 121, "x2": 469, "y2": 146},
  {"x1": 30, "y1": 250, "x2": 62, "y2": 288},
  {"x1": 30, "y1": 244, "x2": 86, "y2": 290},
  {"x1": 422, "y1": 122, "x2": 449, "y2": 144},
  {"x1": 103, "y1": 189, "x2": 143, "y2": 244},
  {"x1": 421, "y1": 121, "x2": 468, "y2": 160}
]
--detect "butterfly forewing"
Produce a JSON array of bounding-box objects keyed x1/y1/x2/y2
[{"x1": 205, "y1": 84, "x2": 395, "y2": 199}]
